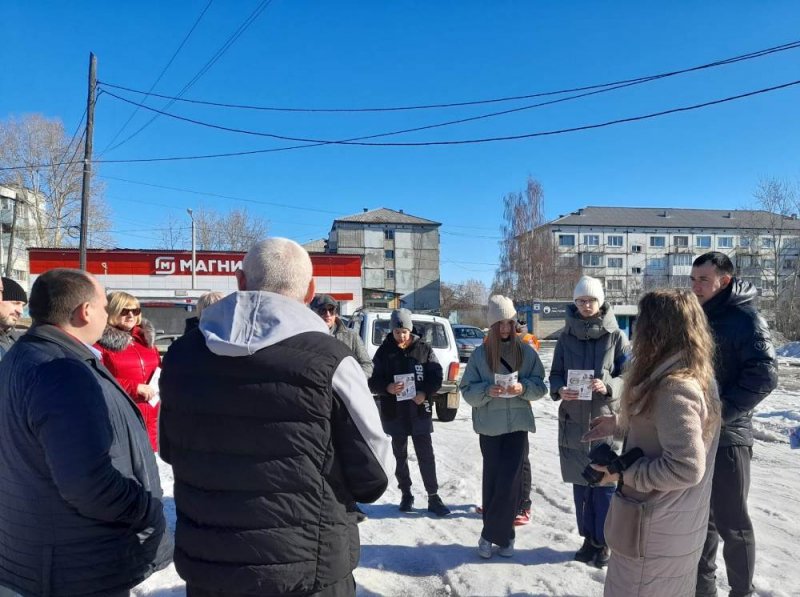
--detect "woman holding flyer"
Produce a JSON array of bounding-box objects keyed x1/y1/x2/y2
[
  {"x1": 460, "y1": 295, "x2": 547, "y2": 559},
  {"x1": 369, "y1": 308, "x2": 451, "y2": 516},
  {"x1": 95, "y1": 291, "x2": 161, "y2": 451},
  {"x1": 550, "y1": 276, "x2": 629, "y2": 568},
  {"x1": 549, "y1": 275, "x2": 629, "y2": 568}
]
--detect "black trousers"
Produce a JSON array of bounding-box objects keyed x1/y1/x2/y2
[
  {"x1": 696, "y1": 445, "x2": 755, "y2": 597},
  {"x1": 479, "y1": 431, "x2": 526, "y2": 548},
  {"x1": 520, "y1": 435, "x2": 532, "y2": 510},
  {"x1": 186, "y1": 574, "x2": 355, "y2": 597},
  {"x1": 392, "y1": 433, "x2": 439, "y2": 495}
]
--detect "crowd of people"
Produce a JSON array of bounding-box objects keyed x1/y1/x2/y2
[{"x1": 0, "y1": 242, "x2": 777, "y2": 597}]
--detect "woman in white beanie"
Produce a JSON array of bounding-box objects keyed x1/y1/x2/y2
[
  {"x1": 549, "y1": 275, "x2": 629, "y2": 568},
  {"x1": 460, "y1": 295, "x2": 547, "y2": 559}
]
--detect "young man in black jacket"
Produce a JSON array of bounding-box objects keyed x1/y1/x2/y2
[
  {"x1": 0, "y1": 269, "x2": 172, "y2": 597},
  {"x1": 691, "y1": 252, "x2": 778, "y2": 597},
  {"x1": 160, "y1": 238, "x2": 391, "y2": 597}
]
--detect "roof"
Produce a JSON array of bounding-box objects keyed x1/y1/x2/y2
[
  {"x1": 550, "y1": 206, "x2": 800, "y2": 230},
  {"x1": 301, "y1": 238, "x2": 328, "y2": 253},
  {"x1": 334, "y1": 207, "x2": 440, "y2": 226}
]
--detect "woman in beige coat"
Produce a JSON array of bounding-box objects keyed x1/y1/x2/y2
[{"x1": 584, "y1": 289, "x2": 721, "y2": 597}]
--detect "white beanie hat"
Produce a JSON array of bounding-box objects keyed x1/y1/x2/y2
[
  {"x1": 573, "y1": 275, "x2": 605, "y2": 306},
  {"x1": 487, "y1": 295, "x2": 517, "y2": 327}
]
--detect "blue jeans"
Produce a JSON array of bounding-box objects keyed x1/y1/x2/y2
[{"x1": 573, "y1": 484, "x2": 615, "y2": 546}]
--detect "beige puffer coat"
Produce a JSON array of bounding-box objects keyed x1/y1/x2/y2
[{"x1": 603, "y1": 354, "x2": 721, "y2": 597}]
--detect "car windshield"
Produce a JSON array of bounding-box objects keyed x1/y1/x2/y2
[
  {"x1": 372, "y1": 319, "x2": 450, "y2": 349},
  {"x1": 455, "y1": 327, "x2": 483, "y2": 339}
]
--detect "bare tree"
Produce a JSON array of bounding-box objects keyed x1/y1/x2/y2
[
  {"x1": 0, "y1": 114, "x2": 113, "y2": 257},
  {"x1": 493, "y1": 176, "x2": 579, "y2": 301},
  {"x1": 158, "y1": 206, "x2": 268, "y2": 251}
]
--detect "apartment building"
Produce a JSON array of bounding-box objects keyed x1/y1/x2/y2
[
  {"x1": 548, "y1": 206, "x2": 800, "y2": 304},
  {"x1": 326, "y1": 208, "x2": 441, "y2": 310},
  {"x1": 0, "y1": 184, "x2": 44, "y2": 282}
]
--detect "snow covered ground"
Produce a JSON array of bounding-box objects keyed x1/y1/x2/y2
[{"x1": 136, "y1": 344, "x2": 800, "y2": 597}]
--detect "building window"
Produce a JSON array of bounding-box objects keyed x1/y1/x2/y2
[
  {"x1": 559, "y1": 234, "x2": 575, "y2": 247},
  {"x1": 607, "y1": 279, "x2": 623, "y2": 291},
  {"x1": 672, "y1": 275, "x2": 691, "y2": 288},
  {"x1": 649, "y1": 236, "x2": 666, "y2": 248},
  {"x1": 673, "y1": 235, "x2": 689, "y2": 247},
  {"x1": 696, "y1": 235, "x2": 711, "y2": 248},
  {"x1": 583, "y1": 234, "x2": 600, "y2": 246},
  {"x1": 386, "y1": 270, "x2": 395, "y2": 279},
  {"x1": 672, "y1": 254, "x2": 693, "y2": 266},
  {"x1": 762, "y1": 237, "x2": 774, "y2": 249},
  {"x1": 764, "y1": 258, "x2": 776, "y2": 269},
  {"x1": 582, "y1": 254, "x2": 602, "y2": 267},
  {"x1": 783, "y1": 237, "x2": 800, "y2": 249},
  {"x1": 740, "y1": 236, "x2": 752, "y2": 248},
  {"x1": 607, "y1": 257, "x2": 623, "y2": 268},
  {"x1": 631, "y1": 245, "x2": 642, "y2": 253},
  {"x1": 559, "y1": 255, "x2": 578, "y2": 267},
  {"x1": 384, "y1": 229, "x2": 394, "y2": 240},
  {"x1": 718, "y1": 236, "x2": 733, "y2": 248},
  {"x1": 607, "y1": 235, "x2": 624, "y2": 247},
  {"x1": 648, "y1": 257, "x2": 666, "y2": 269},
  {"x1": 738, "y1": 255, "x2": 757, "y2": 268},
  {"x1": 384, "y1": 249, "x2": 395, "y2": 259},
  {"x1": 782, "y1": 258, "x2": 796, "y2": 270},
  {"x1": 631, "y1": 267, "x2": 642, "y2": 274}
]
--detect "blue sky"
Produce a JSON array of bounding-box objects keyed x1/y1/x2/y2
[{"x1": 2, "y1": 1, "x2": 799, "y2": 285}]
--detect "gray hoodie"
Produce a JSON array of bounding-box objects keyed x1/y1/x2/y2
[{"x1": 199, "y1": 291, "x2": 392, "y2": 477}]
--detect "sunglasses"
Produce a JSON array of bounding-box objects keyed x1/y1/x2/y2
[
  {"x1": 120, "y1": 307, "x2": 141, "y2": 316},
  {"x1": 317, "y1": 306, "x2": 337, "y2": 315}
]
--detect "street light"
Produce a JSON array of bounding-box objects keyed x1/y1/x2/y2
[{"x1": 187, "y1": 208, "x2": 196, "y2": 290}]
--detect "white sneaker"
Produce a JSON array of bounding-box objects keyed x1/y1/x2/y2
[
  {"x1": 498, "y1": 539, "x2": 515, "y2": 558},
  {"x1": 478, "y1": 537, "x2": 493, "y2": 559}
]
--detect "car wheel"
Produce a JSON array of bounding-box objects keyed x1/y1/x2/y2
[{"x1": 434, "y1": 396, "x2": 458, "y2": 422}]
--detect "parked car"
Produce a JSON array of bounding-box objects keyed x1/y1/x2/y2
[
  {"x1": 348, "y1": 309, "x2": 462, "y2": 422},
  {"x1": 452, "y1": 324, "x2": 485, "y2": 362}
]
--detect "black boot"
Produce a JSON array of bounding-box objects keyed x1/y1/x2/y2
[
  {"x1": 594, "y1": 545, "x2": 611, "y2": 568},
  {"x1": 399, "y1": 493, "x2": 414, "y2": 512},
  {"x1": 574, "y1": 538, "x2": 598, "y2": 563},
  {"x1": 427, "y1": 494, "x2": 451, "y2": 516}
]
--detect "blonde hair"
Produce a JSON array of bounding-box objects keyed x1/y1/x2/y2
[
  {"x1": 106, "y1": 291, "x2": 141, "y2": 328},
  {"x1": 197, "y1": 291, "x2": 224, "y2": 315},
  {"x1": 620, "y1": 289, "x2": 720, "y2": 440},
  {"x1": 485, "y1": 320, "x2": 524, "y2": 373}
]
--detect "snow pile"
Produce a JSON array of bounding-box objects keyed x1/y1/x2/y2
[{"x1": 136, "y1": 346, "x2": 800, "y2": 597}]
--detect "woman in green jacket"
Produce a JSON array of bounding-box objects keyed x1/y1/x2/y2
[{"x1": 460, "y1": 295, "x2": 547, "y2": 559}]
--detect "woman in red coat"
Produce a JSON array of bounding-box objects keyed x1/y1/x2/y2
[{"x1": 95, "y1": 291, "x2": 161, "y2": 451}]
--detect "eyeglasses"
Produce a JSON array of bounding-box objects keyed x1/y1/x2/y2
[
  {"x1": 120, "y1": 307, "x2": 141, "y2": 316},
  {"x1": 575, "y1": 298, "x2": 598, "y2": 307},
  {"x1": 317, "y1": 306, "x2": 336, "y2": 315}
]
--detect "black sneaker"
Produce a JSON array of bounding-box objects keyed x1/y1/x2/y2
[
  {"x1": 594, "y1": 545, "x2": 611, "y2": 568},
  {"x1": 399, "y1": 494, "x2": 414, "y2": 512},
  {"x1": 427, "y1": 494, "x2": 451, "y2": 517},
  {"x1": 574, "y1": 538, "x2": 599, "y2": 563},
  {"x1": 353, "y1": 504, "x2": 367, "y2": 523}
]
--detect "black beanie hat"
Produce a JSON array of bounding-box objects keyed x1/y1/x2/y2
[{"x1": 1, "y1": 277, "x2": 27, "y2": 304}]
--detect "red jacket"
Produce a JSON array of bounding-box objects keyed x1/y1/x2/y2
[{"x1": 95, "y1": 322, "x2": 161, "y2": 451}]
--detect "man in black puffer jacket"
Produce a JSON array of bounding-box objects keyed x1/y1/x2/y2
[
  {"x1": 691, "y1": 252, "x2": 778, "y2": 597},
  {"x1": 0, "y1": 269, "x2": 172, "y2": 597},
  {"x1": 160, "y1": 238, "x2": 391, "y2": 597}
]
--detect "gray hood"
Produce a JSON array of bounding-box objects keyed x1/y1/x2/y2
[
  {"x1": 199, "y1": 291, "x2": 328, "y2": 357},
  {"x1": 564, "y1": 302, "x2": 619, "y2": 341}
]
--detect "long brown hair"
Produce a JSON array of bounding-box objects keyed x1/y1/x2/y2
[
  {"x1": 485, "y1": 320, "x2": 524, "y2": 373},
  {"x1": 620, "y1": 289, "x2": 720, "y2": 439}
]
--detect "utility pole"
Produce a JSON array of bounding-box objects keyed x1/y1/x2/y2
[
  {"x1": 79, "y1": 52, "x2": 96, "y2": 271},
  {"x1": 187, "y1": 208, "x2": 196, "y2": 289}
]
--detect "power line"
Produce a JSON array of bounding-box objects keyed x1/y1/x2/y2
[
  {"x1": 102, "y1": 0, "x2": 273, "y2": 154},
  {"x1": 2, "y1": 78, "x2": 798, "y2": 171},
  {"x1": 98, "y1": 39, "x2": 800, "y2": 113},
  {"x1": 99, "y1": 0, "x2": 214, "y2": 154}
]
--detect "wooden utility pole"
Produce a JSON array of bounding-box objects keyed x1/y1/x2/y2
[{"x1": 79, "y1": 52, "x2": 97, "y2": 271}]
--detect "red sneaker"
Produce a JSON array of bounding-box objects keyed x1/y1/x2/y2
[{"x1": 513, "y1": 508, "x2": 531, "y2": 526}]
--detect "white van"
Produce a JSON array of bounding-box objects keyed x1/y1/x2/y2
[{"x1": 348, "y1": 309, "x2": 462, "y2": 422}]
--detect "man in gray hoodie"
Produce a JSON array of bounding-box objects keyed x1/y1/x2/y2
[{"x1": 159, "y1": 237, "x2": 391, "y2": 597}]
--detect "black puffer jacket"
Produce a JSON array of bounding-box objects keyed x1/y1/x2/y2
[
  {"x1": 368, "y1": 334, "x2": 443, "y2": 436},
  {"x1": 0, "y1": 325, "x2": 172, "y2": 597},
  {"x1": 159, "y1": 291, "x2": 390, "y2": 595},
  {"x1": 703, "y1": 279, "x2": 778, "y2": 447}
]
